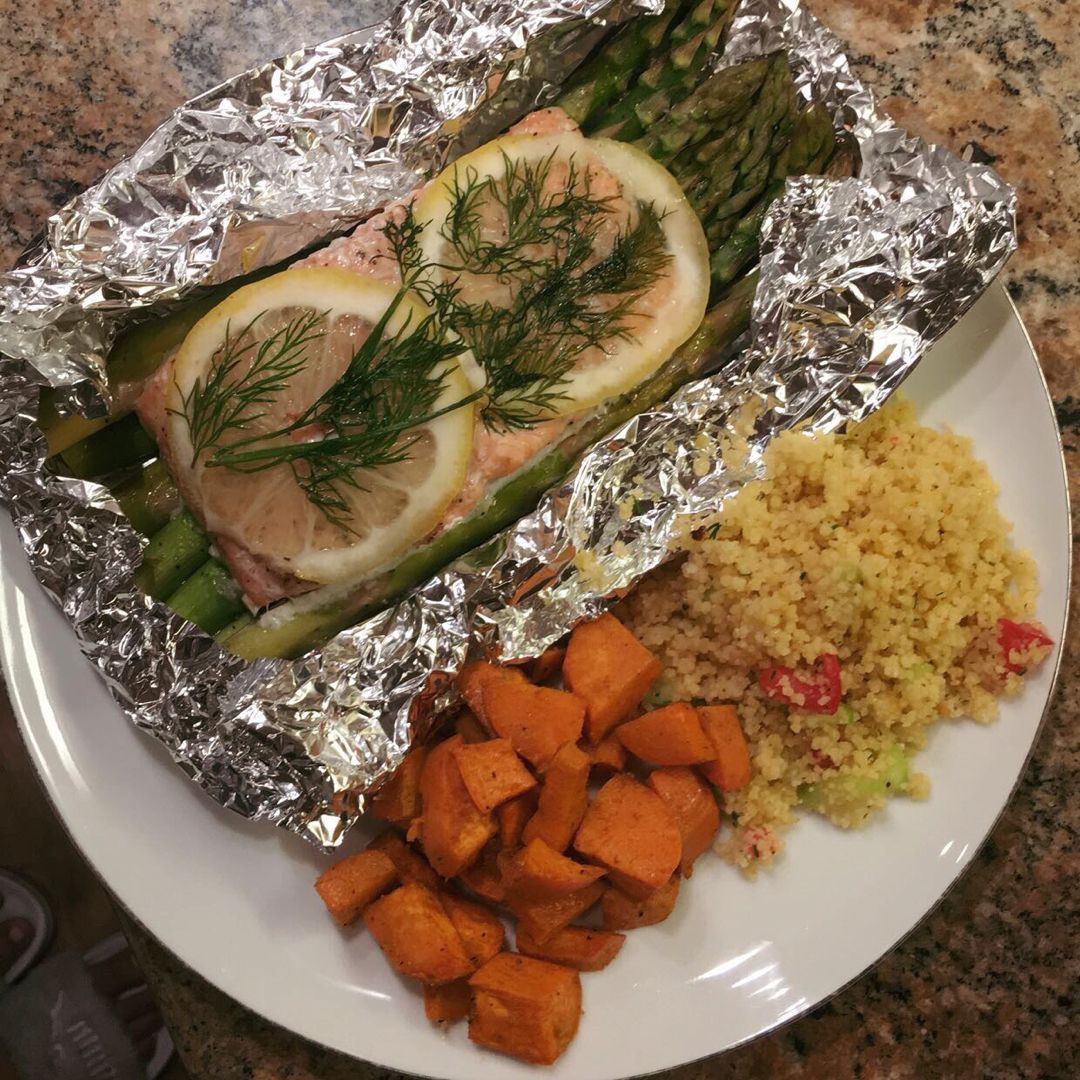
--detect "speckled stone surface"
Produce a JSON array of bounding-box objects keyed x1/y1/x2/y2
[{"x1": 2, "y1": 1, "x2": 1077, "y2": 1077}]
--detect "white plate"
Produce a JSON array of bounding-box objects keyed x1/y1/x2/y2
[{"x1": 1, "y1": 284, "x2": 1069, "y2": 1080}]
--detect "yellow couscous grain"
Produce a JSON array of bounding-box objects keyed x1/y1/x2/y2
[{"x1": 622, "y1": 397, "x2": 1047, "y2": 873}]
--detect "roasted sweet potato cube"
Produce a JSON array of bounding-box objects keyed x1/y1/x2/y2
[
  {"x1": 574, "y1": 774, "x2": 682, "y2": 899},
  {"x1": 454, "y1": 710, "x2": 488, "y2": 745},
  {"x1": 366, "y1": 831, "x2": 442, "y2": 892},
  {"x1": 451, "y1": 737, "x2": 536, "y2": 814},
  {"x1": 441, "y1": 893, "x2": 505, "y2": 967},
  {"x1": 508, "y1": 881, "x2": 606, "y2": 944},
  {"x1": 529, "y1": 645, "x2": 567, "y2": 685},
  {"x1": 563, "y1": 613, "x2": 663, "y2": 743},
  {"x1": 314, "y1": 849, "x2": 397, "y2": 926},
  {"x1": 419, "y1": 736, "x2": 497, "y2": 878},
  {"x1": 468, "y1": 953, "x2": 582, "y2": 1065},
  {"x1": 497, "y1": 790, "x2": 539, "y2": 850},
  {"x1": 503, "y1": 838, "x2": 607, "y2": 900},
  {"x1": 647, "y1": 767, "x2": 721, "y2": 877},
  {"x1": 363, "y1": 883, "x2": 474, "y2": 985},
  {"x1": 482, "y1": 679, "x2": 585, "y2": 770},
  {"x1": 698, "y1": 705, "x2": 753, "y2": 791},
  {"x1": 515, "y1": 924, "x2": 625, "y2": 972},
  {"x1": 458, "y1": 844, "x2": 507, "y2": 905},
  {"x1": 522, "y1": 742, "x2": 590, "y2": 853},
  {"x1": 423, "y1": 980, "x2": 471, "y2": 1025},
  {"x1": 458, "y1": 661, "x2": 528, "y2": 732},
  {"x1": 369, "y1": 746, "x2": 428, "y2": 825},
  {"x1": 616, "y1": 702, "x2": 716, "y2": 765},
  {"x1": 602, "y1": 875, "x2": 681, "y2": 930},
  {"x1": 586, "y1": 734, "x2": 627, "y2": 776}
]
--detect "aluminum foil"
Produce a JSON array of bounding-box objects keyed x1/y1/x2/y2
[{"x1": 0, "y1": 0, "x2": 1016, "y2": 847}]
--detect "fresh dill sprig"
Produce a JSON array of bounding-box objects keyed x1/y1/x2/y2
[
  {"x1": 172, "y1": 310, "x2": 324, "y2": 466},
  {"x1": 385, "y1": 148, "x2": 673, "y2": 431},
  {"x1": 176, "y1": 292, "x2": 477, "y2": 532}
]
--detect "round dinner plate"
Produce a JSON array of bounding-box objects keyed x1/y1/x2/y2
[{"x1": 1, "y1": 284, "x2": 1069, "y2": 1079}]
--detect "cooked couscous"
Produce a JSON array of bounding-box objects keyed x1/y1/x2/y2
[{"x1": 623, "y1": 397, "x2": 1052, "y2": 872}]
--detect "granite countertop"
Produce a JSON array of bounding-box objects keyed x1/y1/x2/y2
[{"x1": 2, "y1": 1, "x2": 1076, "y2": 1077}]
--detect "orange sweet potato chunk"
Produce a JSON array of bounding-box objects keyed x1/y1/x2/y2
[
  {"x1": 616, "y1": 703, "x2": 717, "y2": 765},
  {"x1": 419, "y1": 736, "x2": 497, "y2": 878},
  {"x1": 457, "y1": 661, "x2": 528, "y2": 732},
  {"x1": 573, "y1": 774, "x2": 682, "y2": 899},
  {"x1": 601, "y1": 875, "x2": 681, "y2": 931},
  {"x1": 587, "y1": 734, "x2": 627, "y2": 776},
  {"x1": 508, "y1": 881, "x2": 606, "y2": 944},
  {"x1": 563, "y1": 613, "x2": 663, "y2": 743},
  {"x1": 451, "y1": 738, "x2": 536, "y2": 814},
  {"x1": 529, "y1": 645, "x2": 567, "y2": 685},
  {"x1": 363, "y1": 883, "x2": 474, "y2": 985},
  {"x1": 482, "y1": 679, "x2": 585, "y2": 770},
  {"x1": 314, "y1": 850, "x2": 398, "y2": 926},
  {"x1": 423, "y1": 980, "x2": 471, "y2": 1025},
  {"x1": 515, "y1": 924, "x2": 625, "y2": 972},
  {"x1": 441, "y1": 893, "x2": 505, "y2": 968},
  {"x1": 647, "y1": 767, "x2": 721, "y2": 877},
  {"x1": 454, "y1": 710, "x2": 488, "y2": 745},
  {"x1": 366, "y1": 831, "x2": 441, "y2": 892},
  {"x1": 468, "y1": 953, "x2": 582, "y2": 1065},
  {"x1": 369, "y1": 746, "x2": 428, "y2": 825},
  {"x1": 503, "y1": 838, "x2": 607, "y2": 900},
  {"x1": 457, "y1": 845, "x2": 507, "y2": 905},
  {"x1": 698, "y1": 705, "x2": 753, "y2": 792},
  {"x1": 522, "y1": 742, "x2": 590, "y2": 853},
  {"x1": 497, "y1": 789, "x2": 539, "y2": 850}
]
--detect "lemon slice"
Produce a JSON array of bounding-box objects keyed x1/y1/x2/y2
[
  {"x1": 413, "y1": 129, "x2": 710, "y2": 417},
  {"x1": 166, "y1": 267, "x2": 475, "y2": 585}
]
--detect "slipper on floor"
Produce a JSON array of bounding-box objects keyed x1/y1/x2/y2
[
  {"x1": 0, "y1": 929, "x2": 173, "y2": 1079},
  {"x1": 0, "y1": 870, "x2": 54, "y2": 985}
]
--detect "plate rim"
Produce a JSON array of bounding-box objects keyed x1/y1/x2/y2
[{"x1": 1, "y1": 281, "x2": 1071, "y2": 1079}]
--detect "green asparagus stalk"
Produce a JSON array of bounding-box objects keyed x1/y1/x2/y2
[
  {"x1": 217, "y1": 612, "x2": 254, "y2": 641},
  {"x1": 221, "y1": 275, "x2": 758, "y2": 660},
  {"x1": 113, "y1": 459, "x2": 182, "y2": 536},
  {"x1": 555, "y1": 0, "x2": 689, "y2": 126},
  {"x1": 165, "y1": 558, "x2": 245, "y2": 633},
  {"x1": 622, "y1": 54, "x2": 772, "y2": 153},
  {"x1": 58, "y1": 413, "x2": 157, "y2": 479},
  {"x1": 669, "y1": 0, "x2": 723, "y2": 46},
  {"x1": 589, "y1": 2, "x2": 738, "y2": 141},
  {"x1": 134, "y1": 509, "x2": 211, "y2": 600},
  {"x1": 708, "y1": 108, "x2": 851, "y2": 291}
]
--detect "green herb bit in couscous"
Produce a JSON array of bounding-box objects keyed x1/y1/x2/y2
[{"x1": 623, "y1": 396, "x2": 1052, "y2": 874}]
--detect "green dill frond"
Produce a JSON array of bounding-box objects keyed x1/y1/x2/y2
[
  {"x1": 389, "y1": 150, "x2": 673, "y2": 431},
  {"x1": 171, "y1": 310, "x2": 324, "y2": 466},
  {"x1": 176, "y1": 288, "x2": 477, "y2": 533}
]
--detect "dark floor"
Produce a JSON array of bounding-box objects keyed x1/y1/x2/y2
[{"x1": 0, "y1": 676, "x2": 188, "y2": 1080}]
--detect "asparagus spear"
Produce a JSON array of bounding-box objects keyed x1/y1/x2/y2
[
  {"x1": 623, "y1": 54, "x2": 772, "y2": 154},
  {"x1": 58, "y1": 413, "x2": 157, "y2": 479},
  {"x1": 710, "y1": 121, "x2": 852, "y2": 292},
  {"x1": 669, "y1": 0, "x2": 725, "y2": 46},
  {"x1": 590, "y1": 1, "x2": 737, "y2": 141},
  {"x1": 134, "y1": 509, "x2": 211, "y2": 600},
  {"x1": 113, "y1": 459, "x2": 181, "y2": 536},
  {"x1": 555, "y1": 0, "x2": 690, "y2": 126},
  {"x1": 165, "y1": 558, "x2": 245, "y2": 633}
]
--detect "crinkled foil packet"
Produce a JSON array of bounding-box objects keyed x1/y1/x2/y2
[{"x1": 0, "y1": 0, "x2": 1015, "y2": 846}]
